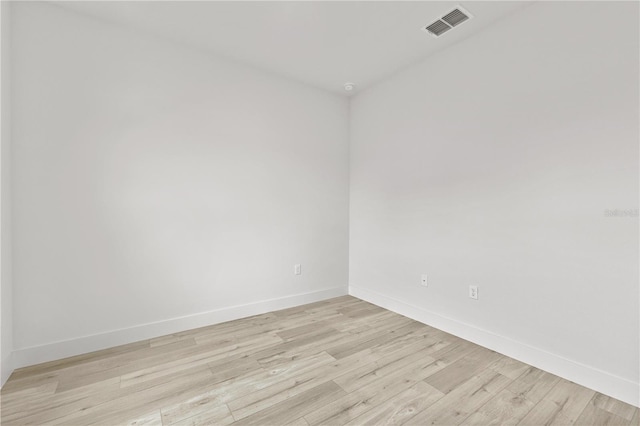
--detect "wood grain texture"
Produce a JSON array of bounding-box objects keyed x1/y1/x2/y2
[{"x1": 1, "y1": 295, "x2": 637, "y2": 425}]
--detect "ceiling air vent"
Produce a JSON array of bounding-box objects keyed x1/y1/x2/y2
[
  {"x1": 425, "y1": 20, "x2": 452, "y2": 37},
  {"x1": 424, "y1": 6, "x2": 473, "y2": 38}
]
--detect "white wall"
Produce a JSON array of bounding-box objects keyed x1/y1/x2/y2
[
  {"x1": 1, "y1": 0, "x2": 13, "y2": 386},
  {"x1": 349, "y1": 1, "x2": 639, "y2": 405},
  {"x1": 11, "y1": 2, "x2": 348, "y2": 364}
]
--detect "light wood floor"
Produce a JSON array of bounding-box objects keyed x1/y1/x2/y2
[{"x1": 1, "y1": 296, "x2": 638, "y2": 425}]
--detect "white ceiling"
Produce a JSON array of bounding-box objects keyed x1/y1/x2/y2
[{"x1": 54, "y1": 1, "x2": 532, "y2": 95}]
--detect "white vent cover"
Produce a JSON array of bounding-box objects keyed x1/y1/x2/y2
[{"x1": 423, "y1": 6, "x2": 473, "y2": 38}]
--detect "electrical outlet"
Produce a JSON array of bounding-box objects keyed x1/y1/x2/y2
[
  {"x1": 294, "y1": 264, "x2": 301, "y2": 275},
  {"x1": 469, "y1": 285, "x2": 478, "y2": 300},
  {"x1": 421, "y1": 274, "x2": 428, "y2": 287}
]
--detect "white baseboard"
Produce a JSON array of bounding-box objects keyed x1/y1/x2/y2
[
  {"x1": 349, "y1": 284, "x2": 639, "y2": 408},
  {"x1": 12, "y1": 287, "x2": 348, "y2": 370}
]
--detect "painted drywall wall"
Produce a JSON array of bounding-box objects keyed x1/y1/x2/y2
[
  {"x1": 1, "y1": 0, "x2": 13, "y2": 386},
  {"x1": 11, "y1": 2, "x2": 349, "y2": 359},
  {"x1": 350, "y1": 1, "x2": 639, "y2": 404}
]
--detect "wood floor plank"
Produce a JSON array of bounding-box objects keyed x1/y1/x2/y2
[
  {"x1": 207, "y1": 356, "x2": 263, "y2": 385},
  {"x1": 0, "y1": 380, "x2": 58, "y2": 405},
  {"x1": 487, "y1": 355, "x2": 531, "y2": 380},
  {"x1": 428, "y1": 337, "x2": 479, "y2": 366},
  {"x1": 338, "y1": 307, "x2": 385, "y2": 319},
  {"x1": 324, "y1": 317, "x2": 418, "y2": 360},
  {"x1": 5, "y1": 365, "x2": 213, "y2": 425},
  {"x1": 592, "y1": 392, "x2": 638, "y2": 421},
  {"x1": 518, "y1": 379, "x2": 596, "y2": 426},
  {"x1": 119, "y1": 334, "x2": 282, "y2": 388},
  {"x1": 305, "y1": 359, "x2": 444, "y2": 426},
  {"x1": 276, "y1": 321, "x2": 337, "y2": 341},
  {"x1": 227, "y1": 348, "x2": 376, "y2": 420},
  {"x1": 326, "y1": 321, "x2": 425, "y2": 360},
  {"x1": 460, "y1": 388, "x2": 535, "y2": 425},
  {"x1": 330, "y1": 310, "x2": 398, "y2": 334},
  {"x1": 575, "y1": 403, "x2": 630, "y2": 426},
  {"x1": 230, "y1": 336, "x2": 444, "y2": 422},
  {"x1": 285, "y1": 417, "x2": 310, "y2": 426},
  {"x1": 507, "y1": 365, "x2": 560, "y2": 404},
  {"x1": 79, "y1": 353, "x2": 333, "y2": 426},
  {"x1": 1, "y1": 376, "x2": 123, "y2": 424},
  {"x1": 54, "y1": 338, "x2": 200, "y2": 392},
  {"x1": 343, "y1": 381, "x2": 444, "y2": 426},
  {"x1": 1, "y1": 295, "x2": 634, "y2": 426},
  {"x1": 231, "y1": 381, "x2": 347, "y2": 426},
  {"x1": 403, "y1": 369, "x2": 512, "y2": 425},
  {"x1": 159, "y1": 351, "x2": 335, "y2": 425},
  {"x1": 213, "y1": 309, "x2": 345, "y2": 343},
  {"x1": 332, "y1": 341, "x2": 439, "y2": 393},
  {"x1": 163, "y1": 400, "x2": 234, "y2": 426},
  {"x1": 251, "y1": 329, "x2": 348, "y2": 368},
  {"x1": 125, "y1": 409, "x2": 163, "y2": 426},
  {"x1": 336, "y1": 303, "x2": 381, "y2": 316},
  {"x1": 0, "y1": 370, "x2": 60, "y2": 395},
  {"x1": 425, "y1": 347, "x2": 503, "y2": 394}
]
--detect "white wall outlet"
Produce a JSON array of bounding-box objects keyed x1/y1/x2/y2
[
  {"x1": 469, "y1": 285, "x2": 478, "y2": 300},
  {"x1": 294, "y1": 264, "x2": 301, "y2": 275},
  {"x1": 421, "y1": 274, "x2": 428, "y2": 287}
]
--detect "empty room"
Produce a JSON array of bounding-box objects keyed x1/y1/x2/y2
[{"x1": 0, "y1": 1, "x2": 638, "y2": 425}]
